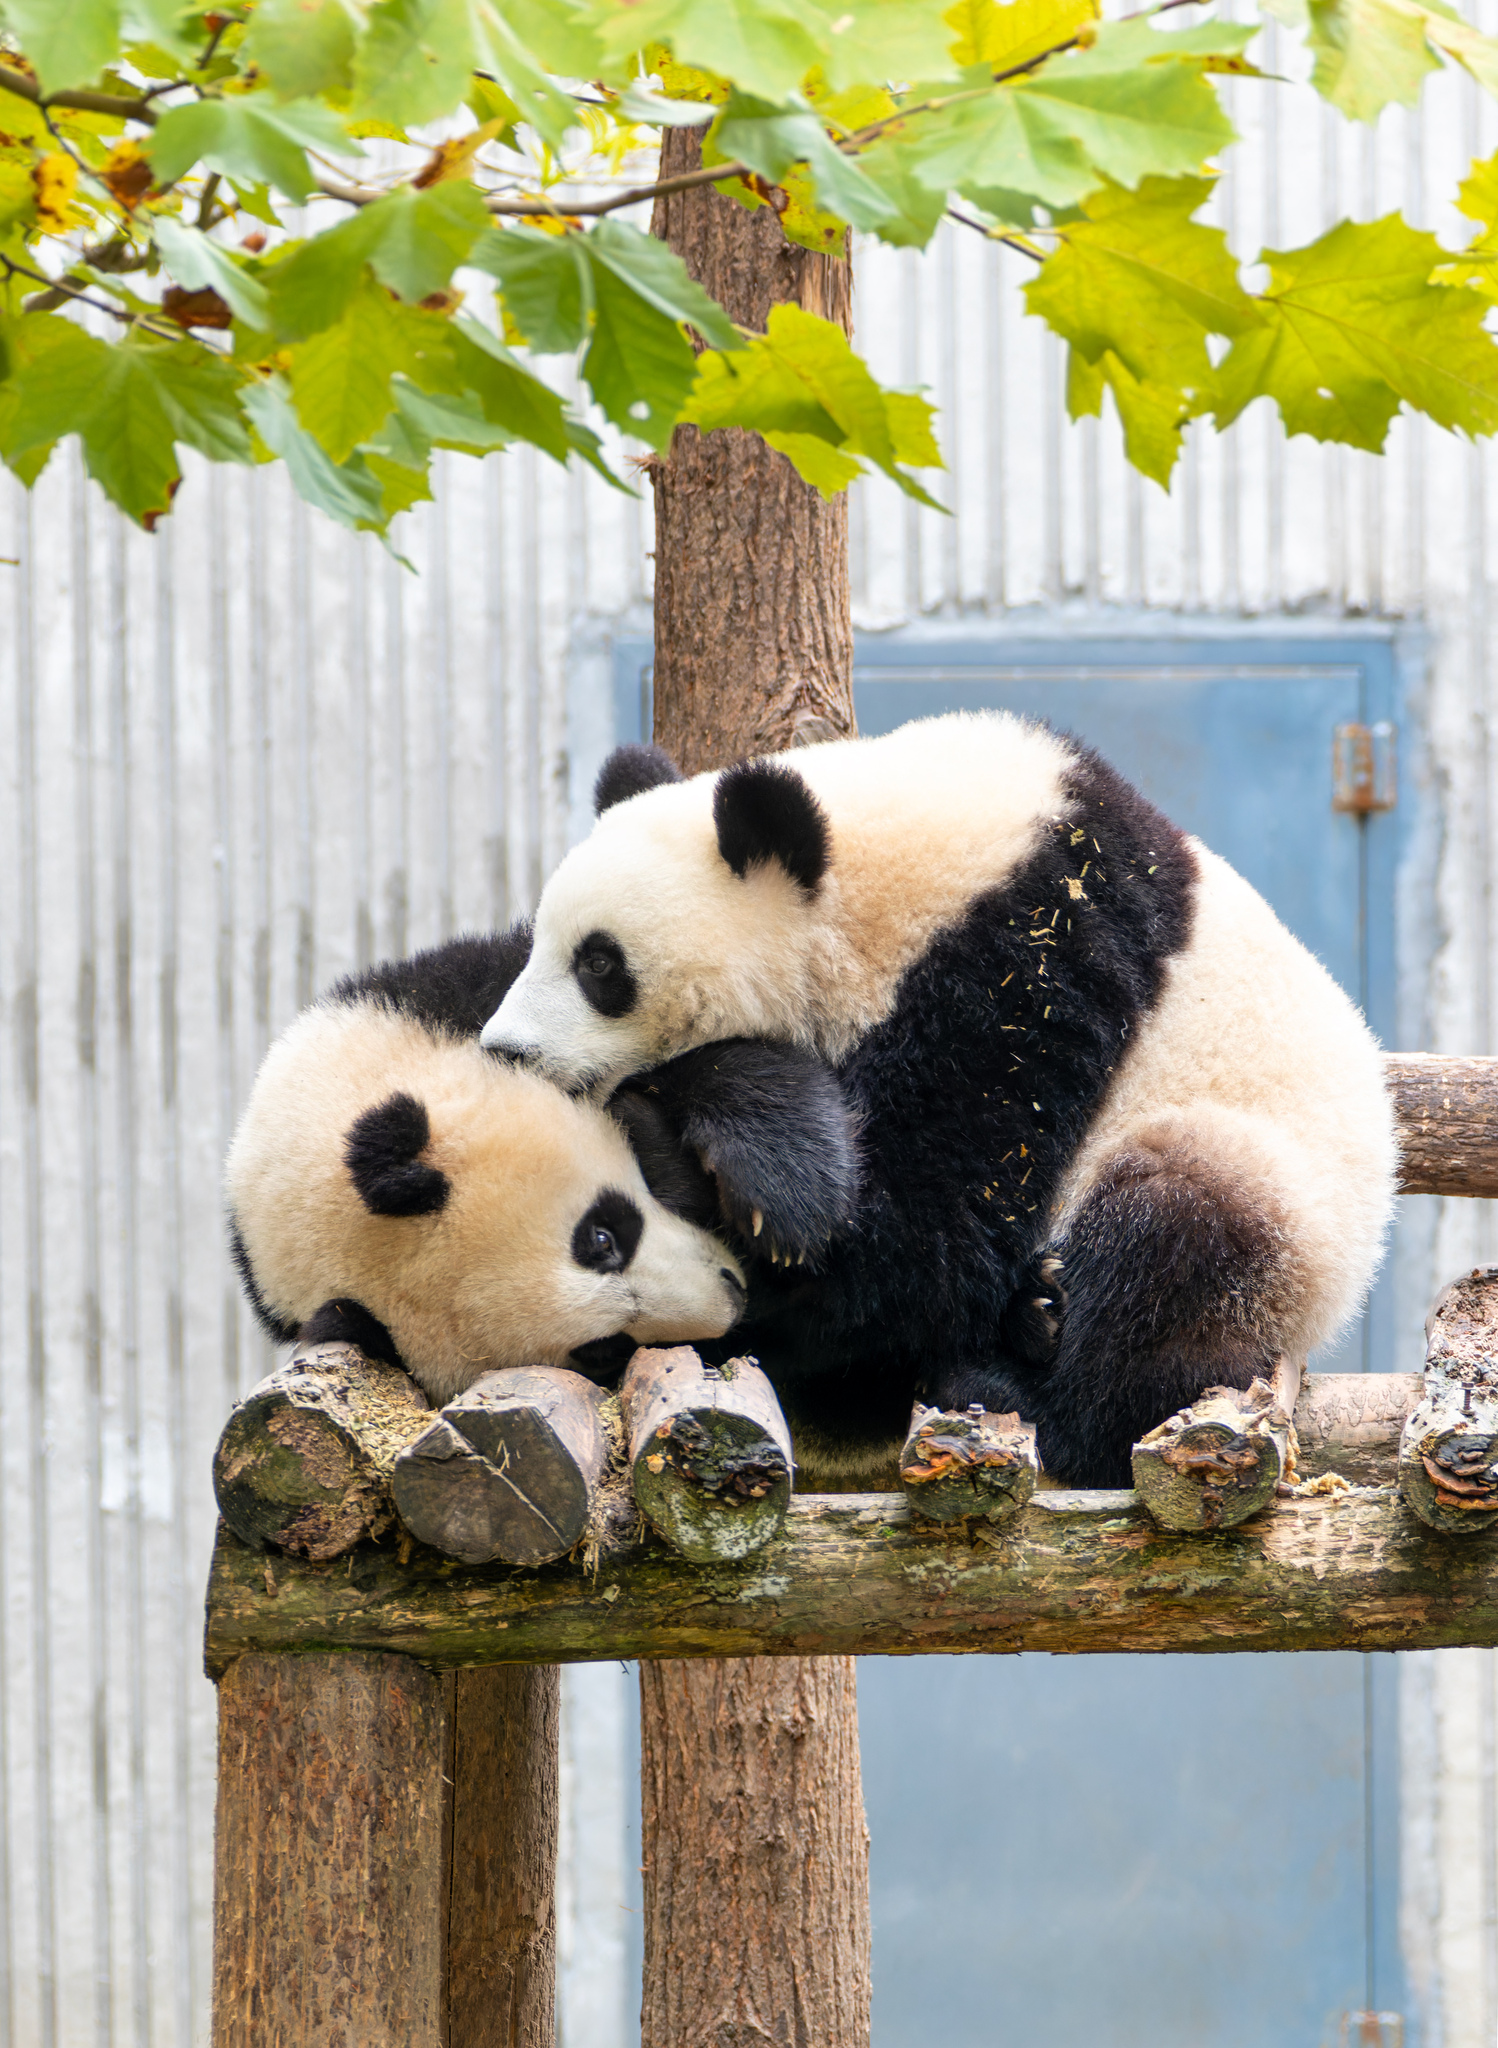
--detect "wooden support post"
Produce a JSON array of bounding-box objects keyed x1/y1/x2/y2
[
  {"x1": 212, "y1": 1344, "x2": 430, "y2": 1560},
  {"x1": 621, "y1": 1345, "x2": 793, "y2": 1561},
  {"x1": 393, "y1": 1367, "x2": 613, "y2": 1567},
  {"x1": 1401, "y1": 1268, "x2": 1498, "y2": 1533},
  {"x1": 212, "y1": 1652, "x2": 558, "y2": 2048},
  {"x1": 899, "y1": 1402, "x2": 1039, "y2": 1522}
]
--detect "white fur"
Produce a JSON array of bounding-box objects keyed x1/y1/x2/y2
[
  {"x1": 482, "y1": 710, "x2": 1072, "y2": 1092},
  {"x1": 485, "y1": 711, "x2": 1397, "y2": 1350},
  {"x1": 225, "y1": 1003, "x2": 746, "y2": 1406}
]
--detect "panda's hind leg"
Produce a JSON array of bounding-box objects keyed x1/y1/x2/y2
[{"x1": 1022, "y1": 1114, "x2": 1314, "y2": 1487}]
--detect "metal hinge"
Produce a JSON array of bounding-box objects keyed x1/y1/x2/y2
[
  {"x1": 1332, "y1": 721, "x2": 1398, "y2": 814},
  {"x1": 1338, "y1": 2013, "x2": 1404, "y2": 2047}
]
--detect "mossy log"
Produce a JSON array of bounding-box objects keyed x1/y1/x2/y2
[
  {"x1": 1400, "y1": 1269, "x2": 1498, "y2": 1534},
  {"x1": 1132, "y1": 1368, "x2": 1297, "y2": 1532},
  {"x1": 204, "y1": 1481, "x2": 1498, "y2": 1674},
  {"x1": 212, "y1": 1345, "x2": 431, "y2": 1561},
  {"x1": 392, "y1": 1369, "x2": 613, "y2": 1569},
  {"x1": 621, "y1": 1346, "x2": 793, "y2": 1563},
  {"x1": 899, "y1": 1403, "x2": 1039, "y2": 1522}
]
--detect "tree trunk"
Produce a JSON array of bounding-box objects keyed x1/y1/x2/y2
[
  {"x1": 639, "y1": 1659, "x2": 871, "y2": 2048},
  {"x1": 647, "y1": 131, "x2": 870, "y2": 2048},
  {"x1": 650, "y1": 130, "x2": 856, "y2": 772}
]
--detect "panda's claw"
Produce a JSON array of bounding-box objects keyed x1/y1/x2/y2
[{"x1": 752, "y1": 1208, "x2": 764, "y2": 1238}]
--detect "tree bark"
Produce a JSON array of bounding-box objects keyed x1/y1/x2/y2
[
  {"x1": 639, "y1": 1658, "x2": 871, "y2": 2048},
  {"x1": 204, "y1": 1482, "x2": 1498, "y2": 1668},
  {"x1": 212, "y1": 1653, "x2": 557, "y2": 2048},
  {"x1": 648, "y1": 131, "x2": 869, "y2": 2048},
  {"x1": 650, "y1": 130, "x2": 856, "y2": 772},
  {"x1": 1388, "y1": 1054, "x2": 1498, "y2": 1196}
]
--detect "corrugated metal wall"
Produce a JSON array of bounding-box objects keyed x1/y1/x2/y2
[{"x1": 4, "y1": 16, "x2": 1498, "y2": 2038}]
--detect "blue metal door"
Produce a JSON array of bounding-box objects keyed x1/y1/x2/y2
[{"x1": 610, "y1": 629, "x2": 1413, "y2": 2046}]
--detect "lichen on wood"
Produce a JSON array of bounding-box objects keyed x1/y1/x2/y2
[
  {"x1": 1400, "y1": 1268, "x2": 1498, "y2": 1534},
  {"x1": 622, "y1": 1347, "x2": 793, "y2": 1563},
  {"x1": 212, "y1": 1344, "x2": 431, "y2": 1561},
  {"x1": 1132, "y1": 1372, "x2": 1297, "y2": 1531},
  {"x1": 899, "y1": 1403, "x2": 1039, "y2": 1522}
]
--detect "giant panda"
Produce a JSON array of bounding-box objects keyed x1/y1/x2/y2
[
  {"x1": 478, "y1": 715, "x2": 1400, "y2": 1486},
  {"x1": 226, "y1": 925, "x2": 858, "y2": 1403}
]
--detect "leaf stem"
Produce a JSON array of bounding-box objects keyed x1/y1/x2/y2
[
  {"x1": 2, "y1": 254, "x2": 184, "y2": 340},
  {"x1": 946, "y1": 207, "x2": 1047, "y2": 259}
]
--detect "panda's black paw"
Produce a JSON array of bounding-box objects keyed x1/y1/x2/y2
[{"x1": 1000, "y1": 1253, "x2": 1066, "y2": 1367}]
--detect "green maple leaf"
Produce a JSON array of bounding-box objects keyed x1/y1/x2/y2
[
  {"x1": 817, "y1": 1, "x2": 963, "y2": 90},
  {"x1": 242, "y1": 377, "x2": 389, "y2": 530},
  {"x1": 583, "y1": 264, "x2": 698, "y2": 451},
  {"x1": 448, "y1": 315, "x2": 574, "y2": 463},
  {"x1": 1024, "y1": 178, "x2": 1261, "y2": 392},
  {"x1": 3, "y1": 0, "x2": 120, "y2": 93},
  {"x1": 469, "y1": 227, "x2": 590, "y2": 353},
  {"x1": 364, "y1": 450, "x2": 434, "y2": 519},
  {"x1": 149, "y1": 98, "x2": 353, "y2": 205},
  {"x1": 1066, "y1": 344, "x2": 1192, "y2": 486},
  {"x1": 269, "y1": 184, "x2": 488, "y2": 340},
  {"x1": 856, "y1": 143, "x2": 949, "y2": 248},
  {"x1": 388, "y1": 379, "x2": 515, "y2": 450},
  {"x1": 685, "y1": 303, "x2": 943, "y2": 503},
  {"x1": 1435, "y1": 149, "x2": 1498, "y2": 297},
  {"x1": 598, "y1": 0, "x2": 825, "y2": 104},
  {"x1": 584, "y1": 219, "x2": 742, "y2": 352},
  {"x1": 711, "y1": 92, "x2": 897, "y2": 231},
  {"x1": 1305, "y1": 0, "x2": 1440, "y2": 118},
  {"x1": 909, "y1": 92, "x2": 1094, "y2": 209},
  {"x1": 1012, "y1": 22, "x2": 1238, "y2": 188},
  {"x1": 241, "y1": 0, "x2": 358, "y2": 99},
  {"x1": 288, "y1": 277, "x2": 445, "y2": 461},
  {"x1": 1216, "y1": 214, "x2": 1498, "y2": 449},
  {"x1": 353, "y1": 0, "x2": 476, "y2": 126}
]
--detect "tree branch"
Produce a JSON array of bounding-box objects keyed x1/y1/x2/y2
[{"x1": 0, "y1": 61, "x2": 159, "y2": 126}]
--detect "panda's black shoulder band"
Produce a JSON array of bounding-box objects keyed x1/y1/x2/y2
[
  {"x1": 344, "y1": 1093, "x2": 450, "y2": 1217},
  {"x1": 594, "y1": 743, "x2": 683, "y2": 815},
  {"x1": 713, "y1": 759, "x2": 830, "y2": 894}
]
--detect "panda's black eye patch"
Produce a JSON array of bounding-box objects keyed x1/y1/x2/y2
[
  {"x1": 571, "y1": 1188, "x2": 643, "y2": 1274},
  {"x1": 345, "y1": 1092, "x2": 450, "y2": 1217},
  {"x1": 572, "y1": 931, "x2": 636, "y2": 1019}
]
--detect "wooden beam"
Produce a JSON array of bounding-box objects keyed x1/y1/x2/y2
[
  {"x1": 1388, "y1": 1054, "x2": 1498, "y2": 1196},
  {"x1": 204, "y1": 1480, "x2": 1498, "y2": 1672}
]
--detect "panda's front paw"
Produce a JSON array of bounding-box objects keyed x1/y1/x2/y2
[{"x1": 1000, "y1": 1253, "x2": 1066, "y2": 1367}]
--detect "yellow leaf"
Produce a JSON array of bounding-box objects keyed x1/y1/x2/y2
[
  {"x1": 411, "y1": 121, "x2": 501, "y2": 189},
  {"x1": 945, "y1": 0, "x2": 1099, "y2": 74},
  {"x1": 32, "y1": 153, "x2": 78, "y2": 235}
]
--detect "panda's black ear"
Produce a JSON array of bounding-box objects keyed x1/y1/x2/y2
[
  {"x1": 594, "y1": 743, "x2": 683, "y2": 815},
  {"x1": 344, "y1": 1093, "x2": 450, "y2": 1217},
  {"x1": 713, "y1": 759, "x2": 829, "y2": 894}
]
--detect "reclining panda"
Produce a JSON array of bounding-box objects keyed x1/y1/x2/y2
[
  {"x1": 226, "y1": 926, "x2": 859, "y2": 1402},
  {"x1": 480, "y1": 711, "x2": 1399, "y2": 1487}
]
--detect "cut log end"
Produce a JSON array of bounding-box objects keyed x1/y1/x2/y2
[
  {"x1": 1400, "y1": 1269, "x2": 1498, "y2": 1535},
  {"x1": 899, "y1": 1404, "x2": 1039, "y2": 1523},
  {"x1": 1132, "y1": 1374, "x2": 1294, "y2": 1532},
  {"x1": 621, "y1": 1347, "x2": 794, "y2": 1564},
  {"x1": 212, "y1": 1344, "x2": 430, "y2": 1562},
  {"x1": 392, "y1": 1367, "x2": 611, "y2": 1568}
]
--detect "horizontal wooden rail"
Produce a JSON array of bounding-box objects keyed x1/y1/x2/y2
[
  {"x1": 1389, "y1": 1053, "x2": 1498, "y2": 1196},
  {"x1": 204, "y1": 1476, "x2": 1498, "y2": 1674}
]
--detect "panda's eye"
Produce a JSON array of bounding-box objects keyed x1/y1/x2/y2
[
  {"x1": 572, "y1": 1190, "x2": 643, "y2": 1274},
  {"x1": 572, "y1": 931, "x2": 637, "y2": 1021}
]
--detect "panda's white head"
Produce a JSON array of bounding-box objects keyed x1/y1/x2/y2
[
  {"x1": 225, "y1": 1001, "x2": 746, "y2": 1406},
  {"x1": 481, "y1": 745, "x2": 832, "y2": 1097}
]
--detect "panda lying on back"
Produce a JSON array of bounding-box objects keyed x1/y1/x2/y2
[
  {"x1": 226, "y1": 925, "x2": 859, "y2": 1402},
  {"x1": 481, "y1": 712, "x2": 1399, "y2": 1486}
]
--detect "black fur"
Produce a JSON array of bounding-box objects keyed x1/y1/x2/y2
[
  {"x1": 298, "y1": 1296, "x2": 406, "y2": 1369},
  {"x1": 698, "y1": 739, "x2": 1202, "y2": 1483},
  {"x1": 571, "y1": 1189, "x2": 644, "y2": 1273},
  {"x1": 344, "y1": 1093, "x2": 450, "y2": 1217},
  {"x1": 229, "y1": 1217, "x2": 299, "y2": 1345},
  {"x1": 607, "y1": 1089, "x2": 720, "y2": 1226},
  {"x1": 573, "y1": 930, "x2": 637, "y2": 1018},
  {"x1": 619, "y1": 1040, "x2": 859, "y2": 1263},
  {"x1": 595, "y1": 743, "x2": 683, "y2": 814},
  {"x1": 714, "y1": 760, "x2": 830, "y2": 894},
  {"x1": 330, "y1": 926, "x2": 533, "y2": 1038}
]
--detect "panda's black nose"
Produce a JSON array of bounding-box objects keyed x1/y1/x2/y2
[{"x1": 721, "y1": 1268, "x2": 747, "y2": 1303}]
